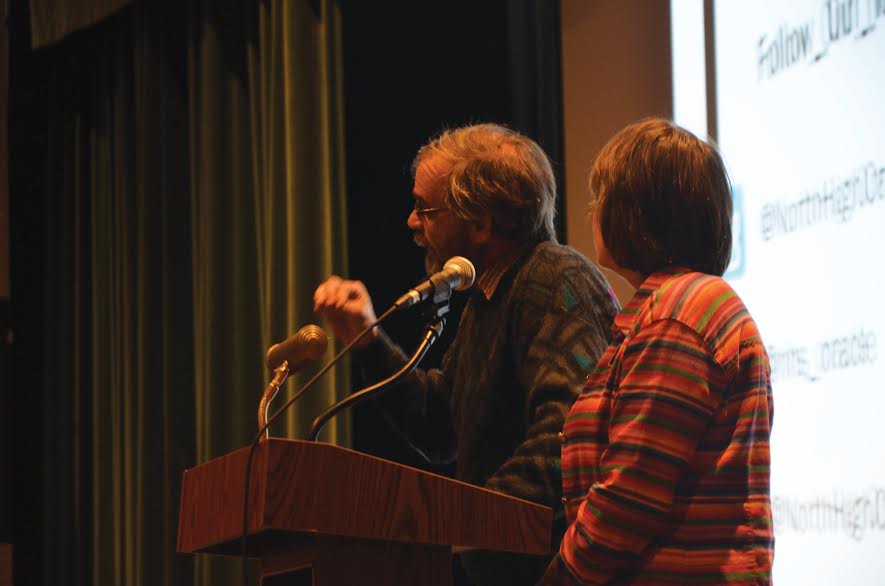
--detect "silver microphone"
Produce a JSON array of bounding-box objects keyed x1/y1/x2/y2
[{"x1": 394, "y1": 256, "x2": 476, "y2": 309}]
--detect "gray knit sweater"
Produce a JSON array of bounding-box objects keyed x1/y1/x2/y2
[{"x1": 360, "y1": 241, "x2": 619, "y2": 585}]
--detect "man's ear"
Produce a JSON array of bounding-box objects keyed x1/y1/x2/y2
[{"x1": 469, "y1": 211, "x2": 494, "y2": 245}]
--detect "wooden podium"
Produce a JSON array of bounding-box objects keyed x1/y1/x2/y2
[{"x1": 177, "y1": 438, "x2": 551, "y2": 585}]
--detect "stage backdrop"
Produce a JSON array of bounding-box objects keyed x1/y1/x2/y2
[
  {"x1": 563, "y1": 1, "x2": 885, "y2": 584},
  {"x1": 672, "y1": 1, "x2": 885, "y2": 584},
  {"x1": 560, "y1": 0, "x2": 672, "y2": 303}
]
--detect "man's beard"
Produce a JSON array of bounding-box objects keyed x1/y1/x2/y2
[
  {"x1": 414, "y1": 234, "x2": 445, "y2": 274},
  {"x1": 423, "y1": 250, "x2": 443, "y2": 275},
  {"x1": 415, "y1": 223, "x2": 475, "y2": 276},
  {"x1": 423, "y1": 242, "x2": 479, "y2": 276}
]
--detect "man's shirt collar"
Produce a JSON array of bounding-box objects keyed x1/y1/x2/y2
[{"x1": 474, "y1": 242, "x2": 536, "y2": 300}]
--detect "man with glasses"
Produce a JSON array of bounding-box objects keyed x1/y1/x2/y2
[{"x1": 314, "y1": 123, "x2": 618, "y2": 585}]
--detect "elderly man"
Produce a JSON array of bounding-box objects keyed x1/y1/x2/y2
[{"x1": 314, "y1": 123, "x2": 618, "y2": 585}]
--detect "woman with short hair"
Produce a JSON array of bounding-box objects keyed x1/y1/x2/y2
[{"x1": 540, "y1": 118, "x2": 774, "y2": 585}]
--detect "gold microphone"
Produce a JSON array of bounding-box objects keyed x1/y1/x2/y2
[{"x1": 259, "y1": 325, "x2": 329, "y2": 435}]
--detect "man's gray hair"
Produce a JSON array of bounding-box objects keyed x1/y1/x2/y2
[{"x1": 413, "y1": 123, "x2": 557, "y2": 243}]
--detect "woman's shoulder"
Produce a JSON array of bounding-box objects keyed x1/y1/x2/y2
[{"x1": 649, "y1": 271, "x2": 750, "y2": 342}]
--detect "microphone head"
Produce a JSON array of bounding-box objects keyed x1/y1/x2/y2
[
  {"x1": 265, "y1": 324, "x2": 329, "y2": 370},
  {"x1": 443, "y1": 256, "x2": 476, "y2": 291}
]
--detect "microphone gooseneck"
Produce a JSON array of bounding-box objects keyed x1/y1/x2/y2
[{"x1": 307, "y1": 319, "x2": 445, "y2": 441}]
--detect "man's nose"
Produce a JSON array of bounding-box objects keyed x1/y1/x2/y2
[{"x1": 407, "y1": 208, "x2": 421, "y2": 230}]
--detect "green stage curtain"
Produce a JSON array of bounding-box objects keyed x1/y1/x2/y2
[{"x1": 37, "y1": 1, "x2": 348, "y2": 584}]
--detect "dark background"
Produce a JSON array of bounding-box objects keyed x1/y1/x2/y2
[
  {"x1": 3, "y1": 0, "x2": 565, "y2": 579},
  {"x1": 7, "y1": 0, "x2": 49, "y2": 580},
  {"x1": 339, "y1": 1, "x2": 565, "y2": 470}
]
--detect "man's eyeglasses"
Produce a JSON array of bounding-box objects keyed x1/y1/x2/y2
[{"x1": 413, "y1": 205, "x2": 448, "y2": 219}]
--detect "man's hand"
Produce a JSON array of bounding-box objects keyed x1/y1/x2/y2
[{"x1": 313, "y1": 276, "x2": 379, "y2": 350}]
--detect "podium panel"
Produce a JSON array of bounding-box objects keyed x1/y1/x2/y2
[{"x1": 178, "y1": 439, "x2": 551, "y2": 585}]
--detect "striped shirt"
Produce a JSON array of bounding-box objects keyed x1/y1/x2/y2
[{"x1": 541, "y1": 268, "x2": 774, "y2": 585}]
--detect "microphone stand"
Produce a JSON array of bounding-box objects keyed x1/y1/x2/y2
[
  {"x1": 307, "y1": 308, "x2": 446, "y2": 442},
  {"x1": 240, "y1": 304, "x2": 398, "y2": 586},
  {"x1": 257, "y1": 361, "x2": 290, "y2": 440},
  {"x1": 239, "y1": 297, "x2": 449, "y2": 585}
]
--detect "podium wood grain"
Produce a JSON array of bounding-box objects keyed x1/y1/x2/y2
[{"x1": 177, "y1": 438, "x2": 551, "y2": 584}]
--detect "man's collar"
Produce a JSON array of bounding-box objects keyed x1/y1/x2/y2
[
  {"x1": 612, "y1": 265, "x2": 692, "y2": 334},
  {"x1": 474, "y1": 242, "x2": 536, "y2": 300}
]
